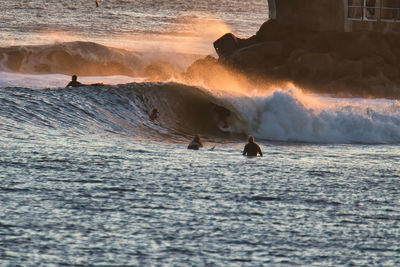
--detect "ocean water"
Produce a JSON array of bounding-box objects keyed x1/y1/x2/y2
[{"x1": 1, "y1": 1, "x2": 400, "y2": 266}]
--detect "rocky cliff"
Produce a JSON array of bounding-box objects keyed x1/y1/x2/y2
[
  {"x1": 143, "y1": 19, "x2": 400, "y2": 98},
  {"x1": 209, "y1": 20, "x2": 400, "y2": 98}
]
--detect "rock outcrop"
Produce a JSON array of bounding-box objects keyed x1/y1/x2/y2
[{"x1": 208, "y1": 20, "x2": 400, "y2": 98}]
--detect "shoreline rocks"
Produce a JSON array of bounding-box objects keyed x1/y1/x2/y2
[{"x1": 209, "y1": 20, "x2": 400, "y2": 98}]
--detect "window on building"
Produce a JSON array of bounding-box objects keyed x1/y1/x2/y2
[
  {"x1": 347, "y1": 0, "x2": 400, "y2": 21},
  {"x1": 381, "y1": 0, "x2": 400, "y2": 20}
]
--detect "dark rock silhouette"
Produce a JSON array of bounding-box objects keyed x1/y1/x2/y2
[{"x1": 206, "y1": 19, "x2": 400, "y2": 98}]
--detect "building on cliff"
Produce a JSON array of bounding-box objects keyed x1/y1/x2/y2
[
  {"x1": 212, "y1": 0, "x2": 400, "y2": 98},
  {"x1": 267, "y1": 0, "x2": 400, "y2": 32}
]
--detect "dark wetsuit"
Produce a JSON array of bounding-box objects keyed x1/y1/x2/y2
[
  {"x1": 149, "y1": 109, "x2": 159, "y2": 121},
  {"x1": 188, "y1": 141, "x2": 203, "y2": 150},
  {"x1": 66, "y1": 80, "x2": 84, "y2": 88},
  {"x1": 213, "y1": 105, "x2": 230, "y2": 128},
  {"x1": 243, "y1": 142, "x2": 263, "y2": 157}
]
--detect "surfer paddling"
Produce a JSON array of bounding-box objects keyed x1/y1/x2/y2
[
  {"x1": 66, "y1": 75, "x2": 84, "y2": 88},
  {"x1": 66, "y1": 75, "x2": 106, "y2": 88},
  {"x1": 187, "y1": 135, "x2": 203, "y2": 150},
  {"x1": 243, "y1": 136, "x2": 263, "y2": 157}
]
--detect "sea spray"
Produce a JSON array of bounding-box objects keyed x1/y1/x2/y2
[
  {"x1": 2, "y1": 72, "x2": 400, "y2": 144},
  {"x1": 249, "y1": 89, "x2": 400, "y2": 143}
]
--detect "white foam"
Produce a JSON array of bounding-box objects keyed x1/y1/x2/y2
[
  {"x1": 233, "y1": 89, "x2": 400, "y2": 144},
  {"x1": 0, "y1": 71, "x2": 142, "y2": 89}
]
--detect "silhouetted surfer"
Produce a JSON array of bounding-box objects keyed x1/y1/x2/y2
[
  {"x1": 243, "y1": 136, "x2": 263, "y2": 157},
  {"x1": 188, "y1": 135, "x2": 203, "y2": 150},
  {"x1": 212, "y1": 103, "x2": 230, "y2": 128},
  {"x1": 66, "y1": 75, "x2": 106, "y2": 88},
  {"x1": 149, "y1": 108, "x2": 159, "y2": 121},
  {"x1": 66, "y1": 75, "x2": 84, "y2": 88}
]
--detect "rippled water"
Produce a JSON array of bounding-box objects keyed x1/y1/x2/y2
[
  {"x1": 2, "y1": 134, "x2": 400, "y2": 265},
  {"x1": 0, "y1": 0, "x2": 268, "y2": 49},
  {"x1": 1, "y1": 0, "x2": 400, "y2": 266}
]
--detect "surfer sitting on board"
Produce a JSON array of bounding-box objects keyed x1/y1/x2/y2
[
  {"x1": 211, "y1": 103, "x2": 230, "y2": 128},
  {"x1": 243, "y1": 136, "x2": 263, "y2": 157},
  {"x1": 187, "y1": 135, "x2": 203, "y2": 150},
  {"x1": 66, "y1": 75, "x2": 84, "y2": 88},
  {"x1": 149, "y1": 108, "x2": 160, "y2": 121}
]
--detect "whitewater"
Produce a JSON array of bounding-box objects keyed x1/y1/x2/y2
[{"x1": 1, "y1": 0, "x2": 399, "y2": 266}]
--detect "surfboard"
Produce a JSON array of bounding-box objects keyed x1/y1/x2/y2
[{"x1": 218, "y1": 122, "x2": 232, "y2": 133}]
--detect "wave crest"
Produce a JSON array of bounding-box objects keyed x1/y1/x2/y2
[
  {"x1": 0, "y1": 41, "x2": 143, "y2": 76},
  {"x1": 1, "y1": 81, "x2": 400, "y2": 144},
  {"x1": 253, "y1": 90, "x2": 400, "y2": 143}
]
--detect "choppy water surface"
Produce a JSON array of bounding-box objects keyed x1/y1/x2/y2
[
  {"x1": 1, "y1": 0, "x2": 400, "y2": 266},
  {"x1": 1, "y1": 79, "x2": 400, "y2": 266},
  {"x1": 0, "y1": 0, "x2": 268, "y2": 50},
  {"x1": 1, "y1": 133, "x2": 400, "y2": 266}
]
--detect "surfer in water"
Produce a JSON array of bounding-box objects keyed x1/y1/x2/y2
[
  {"x1": 66, "y1": 75, "x2": 84, "y2": 88},
  {"x1": 66, "y1": 75, "x2": 106, "y2": 88},
  {"x1": 187, "y1": 135, "x2": 203, "y2": 150},
  {"x1": 149, "y1": 108, "x2": 160, "y2": 121},
  {"x1": 212, "y1": 103, "x2": 230, "y2": 128},
  {"x1": 243, "y1": 136, "x2": 263, "y2": 157}
]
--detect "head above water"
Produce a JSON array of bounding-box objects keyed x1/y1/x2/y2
[
  {"x1": 248, "y1": 136, "x2": 255, "y2": 143},
  {"x1": 72, "y1": 75, "x2": 77, "y2": 81},
  {"x1": 194, "y1": 135, "x2": 201, "y2": 143}
]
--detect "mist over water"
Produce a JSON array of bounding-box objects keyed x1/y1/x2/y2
[
  {"x1": 1, "y1": 1, "x2": 400, "y2": 266},
  {"x1": 253, "y1": 89, "x2": 400, "y2": 144},
  {"x1": 0, "y1": 0, "x2": 267, "y2": 51}
]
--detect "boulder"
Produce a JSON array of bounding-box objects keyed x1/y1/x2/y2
[
  {"x1": 289, "y1": 50, "x2": 334, "y2": 82},
  {"x1": 213, "y1": 33, "x2": 240, "y2": 60},
  {"x1": 210, "y1": 20, "x2": 400, "y2": 98},
  {"x1": 333, "y1": 59, "x2": 363, "y2": 79},
  {"x1": 324, "y1": 31, "x2": 396, "y2": 63},
  {"x1": 230, "y1": 41, "x2": 283, "y2": 67}
]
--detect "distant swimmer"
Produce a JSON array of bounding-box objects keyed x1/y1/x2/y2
[
  {"x1": 243, "y1": 136, "x2": 263, "y2": 157},
  {"x1": 187, "y1": 135, "x2": 203, "y2": 150},
  {"x1": 212, "y1": 103, "x2": 230, "y2": 128},
  {"x1": 66, "y1": 75, "x2": 84, "y2": 88},
  {"x1": 149, "y1": 108, "x2": 160, "y2": 121},
  {"x1": 95, "y1": 1, "x2": 100, "y2": 7}
]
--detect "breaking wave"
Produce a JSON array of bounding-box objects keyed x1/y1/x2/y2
[
  {"x1": 0, "y1": 41, "x2": 144, "y2": 76},
  {"x1": 0, "y1": 82, "x2": 245, "y2": 140},
  {"x1": 0, "y1": 41, "x2": 201, "y2": 78},
  {"x1": 253, "y1": 90, "x2": 400, "y2": 143},
  {"x1": 1, "y1": 81, "x2": 400, "y2": 144}
]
